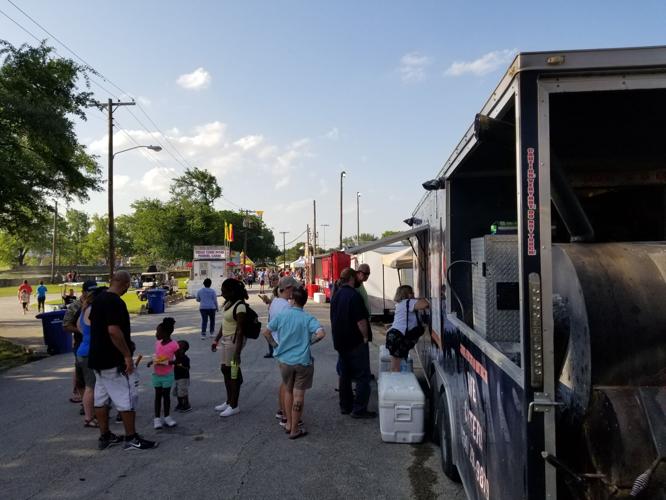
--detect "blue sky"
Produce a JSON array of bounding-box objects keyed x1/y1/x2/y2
[{"x1": 2, "y1": 0, "x2": 665, "y2": 249}]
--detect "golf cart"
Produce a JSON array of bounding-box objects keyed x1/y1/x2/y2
[{"x1": 135, "y1": 272, "x2": 177, "y2": 301}]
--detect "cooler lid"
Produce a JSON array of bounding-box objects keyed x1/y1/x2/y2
[{"x1": 379, "y1": 373, "x2": 425, "y2": 403}]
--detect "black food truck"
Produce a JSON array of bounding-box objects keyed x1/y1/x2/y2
[{"x1": 410, "y1": 46, "x2": 666, "y2": 499}]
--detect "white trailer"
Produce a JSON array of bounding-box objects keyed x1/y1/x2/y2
[
  {"x1": 186, "y1": 246, "x2": 229, "y2": 298},
  {"x1": 348, "y1": 233, "x2": 416, "y2": 318}
]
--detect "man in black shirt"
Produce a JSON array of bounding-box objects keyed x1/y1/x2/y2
[
  {"x1": 330, "y1": 268, "x2": 375, "y2": 418},
  {"x1": 89, "y1": 271, "x2": 156, "y2": 451}
]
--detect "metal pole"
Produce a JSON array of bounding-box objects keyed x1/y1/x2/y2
[
  {"x1": 280, "y1": 231, "x2": 289, "y2": 270},
  {"x1": 313, "y1": 200, "x2": 317, "y2": 255},
  {"x1": 306, "y1": 224, "x2": 311, "y2": 284},
  {"x1": 339, "y1": 170, "x2": 346, "y2": 248},
  {"x1": 356, "y1": 191, "x2": 361, "y2": 245},
  {"x1": 51, "y1": 200, "x2": 57, "y2": 283}
]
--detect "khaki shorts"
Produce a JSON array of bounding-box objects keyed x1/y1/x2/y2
[
  {"x1": 172, "y1": 378, "x2": 190, "y2": 397},
  {"x1": 75, "y1": 355, "x2": 96, "y2": 388},
  {"x1": 279, "y1": 362, "x2": 314, "y2": 391},
  {"x1": 220, "y1": 335, "x2": 246, "y2": 366}
]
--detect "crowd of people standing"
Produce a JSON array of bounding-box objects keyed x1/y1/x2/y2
[{"x1": 50, "y1": 259, "x2": 428, "y2": 451}]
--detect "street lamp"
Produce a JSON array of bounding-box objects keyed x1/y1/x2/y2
[
  {"x1": 356, "y1": 192, "x2": 362, "y2": 245},
  {"x1": 339, "y1": 170, "x2": 346, "y2": 248},
  {"x1": 320, "y1": 223, "x2": 330, "y2": 251},
  {"x1": 279, "y1": 231, "x2": 289, "y2": 270},
  {"x1": 108, "y1": 144, "x2": 162, "y2": 280}
]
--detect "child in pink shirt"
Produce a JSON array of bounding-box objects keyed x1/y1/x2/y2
[{"x1": 147, "y1": 317, "x2": 179, "y2": 429}]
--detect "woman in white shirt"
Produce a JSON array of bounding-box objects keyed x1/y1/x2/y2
[{"x1": 385, "y1": 285, "x2": 429, "y2": 372}]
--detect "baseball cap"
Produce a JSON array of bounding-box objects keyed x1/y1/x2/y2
[
  {"x1": 278, "y1": 276, "x2": 299, "y2": 290},
  {"x1": 82, "y1": 280, "x2": 98, "y2": 292}
]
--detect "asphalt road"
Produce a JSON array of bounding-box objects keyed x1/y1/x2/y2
[{"x1": 0, "y1": 290, "x2": 465, "y2": 500}]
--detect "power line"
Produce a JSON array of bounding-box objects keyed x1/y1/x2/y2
[
  {"x1": 0, "y1": 6, "x2": 41, "y2": 43},
  {"x1": 6, "y1": 0, "x2": 132, "y2": 98},
  {"x1": 3, "y1": 1, "x2": 196, "y2": 175},
  {"x1": 136, "y1": 104, "x2": 194, "y2": 169},
  {"x1": 285, "y1": 229, "x2": 307, "y2": 247}
]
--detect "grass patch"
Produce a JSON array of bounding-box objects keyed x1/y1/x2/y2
[
  {"x1": 45, "y1": 290, "x2": 145, "y2": 314},
  {"x1": 0, "y1": 337, "x2": 30, "y2": 371}
]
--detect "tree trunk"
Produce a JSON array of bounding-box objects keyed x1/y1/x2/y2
[{"x1": 17, "y1": 247, "x2": 28, "y2": 266}]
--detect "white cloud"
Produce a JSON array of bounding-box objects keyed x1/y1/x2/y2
[
  {"x1": 325, "y1": 127, "x2": 339, "y2": 140},
  {"x1": 176, "y1": 67, "x2": 212, "y2": 90},
  {"x1": 234, "y1": 135, "x2": 264, "y2": 150},
  {"x1": 175, "y1": 121, "x2": 225, "y2": 148},
  {"x1": 275, "y1": 177, "x2": 291, "y2": 190},
  {"x1": 114, "y1": 175, "x2": 130, "y2": 189},
  {"x1": 444, "y1": 49, "x2": 516, "y2": 77},
  {"x1": 141, "y1": 167, "x2": 176, "y2": 193},
  {"x1": 399, "y1": 52, "x2": 432, "y2": 83},
  {"x1": 275, "y1": 198, "x2": 312, "y2": 213},
  {"x1": 319, "y1": 179, "x2": 329, "y2": 195}
]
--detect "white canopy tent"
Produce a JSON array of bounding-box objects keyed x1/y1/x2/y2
[
  {"x1": 382, "y1": 247, "x2": 413, "y2": 269},
  {"x1": 290, "y1": 257, "x2": 306, "y2": 269}
]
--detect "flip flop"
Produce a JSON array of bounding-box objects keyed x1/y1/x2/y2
[
  {"x1": 288, "y1": 429, "x2": 308, "y2": 440},
  {"x1": 69, "y1": 397, "x2": 82, "y2": 403},
  {"x1": 84, "y1": 419, "x2": 99, "y2": 428}
]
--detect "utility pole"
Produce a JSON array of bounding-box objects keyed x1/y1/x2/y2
[
  {"x1": 339, "y1": 170, "x2": 346, "y2": 248},
  {"x1": 50, "y1": 200, "x2": 57, "y2": 283},
  {"x1": 306, "y1": 224, "x2": 311, "y2": 284},
  {"x1": 96, "y1": 98, "x2": 136, "y2": 280},
  {"x1": 313, "y1": 200, "x2": 317, "y2": 255},
  {"x1": 356, "y1": 191, "x2": 362, "y2": 246},
  {"x1": 280, "y1": 231, "x2": 289, "y2": 270}
]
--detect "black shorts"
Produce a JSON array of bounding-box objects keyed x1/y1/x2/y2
[{"x1": 385, "y1": 328, "x2": 417, "y2": 360}]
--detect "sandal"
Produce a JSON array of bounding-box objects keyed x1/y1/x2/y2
[
  {"x1": 69, "y1": 397, "x2": 82, "y2": 403},
  {"x1": 288, "y1": 429, "x2": 308, "y2": 440},
  {"x1": 84, "y1": 418, "x2": 99, "y2": 428}
]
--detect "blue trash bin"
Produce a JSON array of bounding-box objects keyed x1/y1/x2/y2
[
  {"x1": 35, "y1": 309, "x2": 71, "y2": 355},
  {"x1": 146, "y1": 289, "x2": 166, "y2": 314}
]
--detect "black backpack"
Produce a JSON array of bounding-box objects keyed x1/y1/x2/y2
[{"x1": 233, "y1": 301, "x2": 262, "y2": 339}]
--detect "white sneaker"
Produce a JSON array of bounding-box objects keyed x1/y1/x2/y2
[
  {"x1": 163, "y1": 415, "x2": 177, "y2": 427},
  {"x1": 214, "y1": 402, "x2": 229, "y2": 412},
  {"x1": 153, "y1": 417, "x2": 164, "y2": 429},
  {"x1": 219, "y1": 406, "x2": 240, "y2": 417}
]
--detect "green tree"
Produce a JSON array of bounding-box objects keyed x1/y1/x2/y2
[
  {"x1": 0, "y1": 41, "x2": 100, "y2": 232},
  {"x1": 0, "y1": 217, "x2": 51, "y2": 267},
  {"x1": 342, "y1": 233, "x2": 377, "y2": 247},
  {"x1": 58, "y1": 208, "x2": 90, "y2": 265},
  {"x1": 381, "y1": 230, "x2": 401, "y2": 239},
  {"x1": 81, "y1": 215, "x2": 108, "y2": 264},
  {"x1": 170, "y1": 167, "x2": 222, "y2": 206}
]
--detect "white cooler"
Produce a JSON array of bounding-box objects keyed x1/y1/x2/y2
[
  {"x1": 378, "y1": 372, "x2": 425, "y2": 443},
  {"x1": 313, "y1": 292, "x2": 326, "y2": 304},
  {"x1": 378, "y1": 344, "x2": 413, "y2": 375}
]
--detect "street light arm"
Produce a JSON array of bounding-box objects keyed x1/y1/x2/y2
[{"x1": 112, "y1": 145, "x2": 162, "y2": 158}]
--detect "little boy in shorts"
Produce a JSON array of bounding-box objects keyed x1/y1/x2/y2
[{"x1": 174, "y1": 340, "x2": 192, "y2": 412}]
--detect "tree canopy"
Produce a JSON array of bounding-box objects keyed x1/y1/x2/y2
[
  {"x1": 0, "y1": 41, "x2": 100, "y2": 232},
  {"x1": 170, "y1": 167, "x2": 222, "y2": 206}
]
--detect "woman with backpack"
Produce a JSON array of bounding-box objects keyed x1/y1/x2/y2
[
  {"x1": 211, "y1": 278, "x2": 249, "y2": 417},
  {"x1": 385, "y1": 285, "x2": 429, "y2": 372}
]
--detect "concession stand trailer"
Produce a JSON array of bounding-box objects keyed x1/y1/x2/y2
[{"x1": 412, "y1": 46, "x2": 666, "y2": 499}]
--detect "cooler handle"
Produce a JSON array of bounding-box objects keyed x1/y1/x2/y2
[{"x1": 395, "y1": 405, "x2": 412, "y2": 422}]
